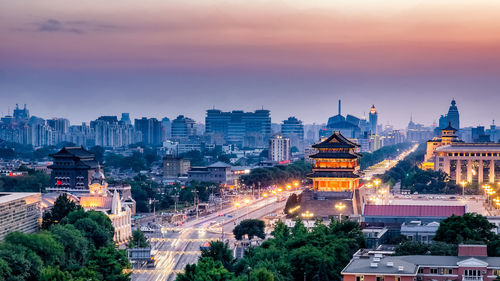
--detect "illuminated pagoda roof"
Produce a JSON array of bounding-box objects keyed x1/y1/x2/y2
[{"x1": 312, "y1": 131, "x2": 360, "y2": 149}]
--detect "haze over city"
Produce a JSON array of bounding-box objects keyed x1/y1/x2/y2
[{"x1": 1, "y1": 0, "x2": 500, "y2": 127}]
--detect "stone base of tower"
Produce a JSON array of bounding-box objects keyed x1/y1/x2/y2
[{"x1": 295, "y1": 188, "x2": 363, "y2": 220}]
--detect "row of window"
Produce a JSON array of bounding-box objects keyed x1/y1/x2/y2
[
  {"x1": 356, "y1": 276, "x2": 400, "y2": 281},
  {"x1": 443, "y1": 152, "x2": 500, "y2": 157}
]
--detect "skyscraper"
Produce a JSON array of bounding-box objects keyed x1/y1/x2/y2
[
  {"x1": 369, "y1": 104, "x2": 378, "y2": 135},
  {"x1": 134, "y1": 117, "x2": 162, "y2": 146},
  {"x1": 161, "y1": 117, "x2": 172, "y2": 141},
  {"x1": 268, "y1": 134, "x2": 290, "y2": 162},
  {"x1": 205, "y1": 109, "x2": 271, "y2": 148},
  {"x1": 281, "y1": 116, "x2": 304, "y2": 151},
  {"x1": 171, "y1": 115, "x2": 196, "y2": 140},
  {"x1": 447, "y1": 99, "x2": 460, "y2": 131},
  {"x1": 120, "y1": 113, "x2": 131, "y2": 126}
]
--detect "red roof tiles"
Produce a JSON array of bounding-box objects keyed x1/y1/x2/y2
[{"x1": 364, "y1": 205, "x2": 465, "y2": 217}]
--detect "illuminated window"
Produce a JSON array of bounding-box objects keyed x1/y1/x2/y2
[
  {"x1": 444, "y1": 269, "x2": 453, "y2": 275},
  {"x1": 356, "y1": 276, "x2": 364, "y2": 281}
]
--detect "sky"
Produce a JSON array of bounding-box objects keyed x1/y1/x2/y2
[{"x1": 1, "y1": 0, "x2": 500, "y2": 128}]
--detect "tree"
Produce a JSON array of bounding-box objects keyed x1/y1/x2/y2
[
  {"x1": 200, "y1": 241, "x2": 234, "y2": 271},
  {"x1": 250, "y1": 267, "x2": 274, "y2": 281},
  {"x1": 40, "y1": 266, "x2": 74, "y2": 281},
  {"x1": 89, "y1": 146, "x2": 105, "y2": 163},
  {"x1": 395, "y1": 241, "x2": 429, "y2": 256},
  {"x1": 434, "y1": 213, "x2": 495, "y2": 244},
  {"x1": 233, "y1": 219, "x2": 266, "y2": 240},
  {"x1": 4, "y1": 231, "x2": 64, "y2": 267},
  {"x1": 175, "y1": 257, "x2": 232, "y2": 281},
  {"x1": 42, "y1": 193, "x2": 81, "y2": 229},
  {"x1": 87, "y1": 245, "x2": 130, "y2": 281},
  {"x1": 50, "y1": 224, "x2": 89, "y2": 271},
  {"x1": 128, "y1": 229, "x2": 149, "y2": 248}
]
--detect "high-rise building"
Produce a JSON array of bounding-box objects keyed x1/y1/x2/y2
[
  {"x1": 324, "y1": 100, "x2": 362, "y2": 139},
  {"x1": 161, "y1": 117, "x2": 172, "y2": 141},
  {"x1": 205, "y1": 109, "x2": 271, "y2": 148},
  {"x1": 91, "y1": 116, "x2": 135, "y2": 148},
  {"x1": 268, "y1": 134, "x2": 290, "y2": 162},
  {"x1": 281, "y1": 116, "x2": 304, "y2": 151},
  {"x1": 47, "y1": 118, "x2": 70, "y2": 144},
  {"x1": 447, "y1": 99, "x2": 460, "y2": 131},
  {"x1": 13, "y1": 104, "x2": 29, "y2": 123},
  {"x1": 120, "y1": 113, "x2": 131, "y2": 126},
  {"x1": 369, "y1": 104, "x2": 378, "y2": 135},
  {"x1": 134, "y1": 117, "x2": 162, "y2": 146},
  {"x1": 171, "y1": 115, "x2": 196, "y2": 140}
]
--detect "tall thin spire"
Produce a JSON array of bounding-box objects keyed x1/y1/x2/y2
[{"x1": 338, "y1": 99, "x2": 341, "y2": 116}]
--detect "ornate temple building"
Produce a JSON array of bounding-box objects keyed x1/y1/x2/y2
[
  {"x1": 296, "y1": 131, "x2": 364, "y2": 220},
  {"x1": 45, "y1": 146, "x2": 134, "y2": 244},
  {"x1": 77, "y1": 171, "x2": 132, "y2": 244},
  {"x1": 47, "y1": 146, "x2": 100, "y2": 194},
  {"x1": 424, "y1": 124, "x2": 500, "y2": 184},
  {"x1": 425, "y1": 123, "x2": 463, "y2": 163},
  {"x1": 309, "y1": 132, "x2": 362, "y2": 191}
]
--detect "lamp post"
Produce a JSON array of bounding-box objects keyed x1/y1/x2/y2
[
  {"x1": 460, "y1": 181, "x2": 467, "y2": 198},
  {"x1": 335, "y1": 202, "x2": 346, "y2": 222}
]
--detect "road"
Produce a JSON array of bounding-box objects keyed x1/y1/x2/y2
[{"x1": 131, "y1": 192, "x2": 291, "y2": 281}]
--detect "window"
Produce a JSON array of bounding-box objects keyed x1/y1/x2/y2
[
  {"x1": 376, "y1": 277, "x2": 384, "y2": 281},
  {"x1": 493, "y1": 269, "x2": 500, "y2": 276},
  {"x1": 395, "y1": 277, "x2": 401, "y2": 281},
  {"x1": 418, "y1": 268, "x2": 424, "y2": 274},
  {"x1": 430, "y1": 268, "x2": 438, "y2": 274},
  {"x1": 356, "y1": 276, "x2": 364, "y2": 281},
  {"x1": 444, "y1": 269, "x2": 453, "y2": 275}
]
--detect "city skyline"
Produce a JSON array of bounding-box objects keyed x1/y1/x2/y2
[{"x1": 1, "y1": 0, "x2": 500, "y2": 128}]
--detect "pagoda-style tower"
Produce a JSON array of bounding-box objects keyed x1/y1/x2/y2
[{"x1": 309, "y1": 131, "x2": 361, "y2": 192}]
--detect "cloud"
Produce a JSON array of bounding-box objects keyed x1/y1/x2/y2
[
  {"x1": 26, "y1": 19, "x2": 119, "y2": 34},
  {"x1": 36, "y1": 19, "x2": 84, "y2": 34}
]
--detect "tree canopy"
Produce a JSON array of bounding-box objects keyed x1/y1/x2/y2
[
  {"x1": 0, "y1": 194, "x2": 130, "y2": 281},
  {"x1": 178, "y1": 219, "x2": 365, "y2": 281},
  {"x1": 233, "y1": 219, "x2": 266, "y2": 240}
]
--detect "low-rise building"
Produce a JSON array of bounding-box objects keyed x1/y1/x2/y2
[
  {"x1": 342, "y1": 245, "x2": 500, "y2": 281},
  {"x1": 400, "y1": 221, "x2": 440, "y2": 244},
  {"x1": 163, "y1": 155, "x2": 190, "y2": 177},
  {"x1": 0, "y1": 192, "x2": 41, "y2": 240}
]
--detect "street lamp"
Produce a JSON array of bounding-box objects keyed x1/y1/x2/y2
[
  {"x1": 301, "y1": 211, "x2": 314, "y2": 219},
  {"x1": 335, "y1": 202, "x2": 346, "y2": 222},
  {"x1": 460, "y1": 181, "x2": 467, "y2": 197}
]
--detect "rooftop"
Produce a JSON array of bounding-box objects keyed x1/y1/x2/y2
[
  {"x1": 0, "y1": 192, "x2": 41, "y2": 204},
  {"x1": 312, "y1": 131, "x2": 360, "y2": 149},
  {"x1": 436, "y1": 143, "x2": 500, "y2": 152},
  {"x1": 364, "y1": 205, "x2": 465, "y2": 217}
]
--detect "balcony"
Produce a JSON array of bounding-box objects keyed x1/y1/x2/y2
[{"x1": 463, "y1": 276, "x2": 483, "y2": 281}]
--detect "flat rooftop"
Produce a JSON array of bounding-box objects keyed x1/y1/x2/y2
[
  {"x1": 388, "y1": 194, "x2": 487, "y2": 216},
  {"x1": 0, "y1": 192, "x2": 41, "y2": 204}
]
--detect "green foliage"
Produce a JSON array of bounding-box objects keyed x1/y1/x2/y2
[
  {"x1": 89, "y1": 146, "x2": 105, "y2": 163},
  {"x1": 233, "y1": 219, "x2": 266, "y2": 240},
  {"x1": 240, "y1": 161, "x2": 311, "y2": 187},
  {"x1": 380, "y1": 143, "x2": 462, "y2": 194},
  {"x1": 359, "y1": 143, "x2": 412, "y2": 170},
  {"x1": 50, "y1": 224, "x2": 89, "y2": 271},
  {"x1": 250, "y1": 268, "x2": 274, "y2": 281},
  {"x1": 4, "y1": 231, "x2": 64, "y2": 267},
  {"x1": 201, "y1": 241, "x2": 235, "y2": 271},
  {"x1": 0, "y1": 171, "x2": 50, "y2": 193},
  {"x1": 0, "y1": 195, "x2": 129, "y2": 281},
  {"x1": 395, "y1": 241, "x2": 457, "y2": 256},
  {"x1": 176, "y1": 257, "x2": 233, "y2": 281},
  {"x1": 40, "y1": 266, "x2": 74, "y2": 281},
  {"x1": 42, "y1": 193, "x2": 82, "y2": 229},
  {"x1": 284, "y1": 194, "x2": 300, "y2": 216},
  {"x1": 434, "y1": 213, "x2": 495, "y2": 244},
  {"x1": 180, "y1": 220, "x2": 365, "y2": 281},
  {"x1": 129, "y1": 229, "x2": 149, "y2": 248}
]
